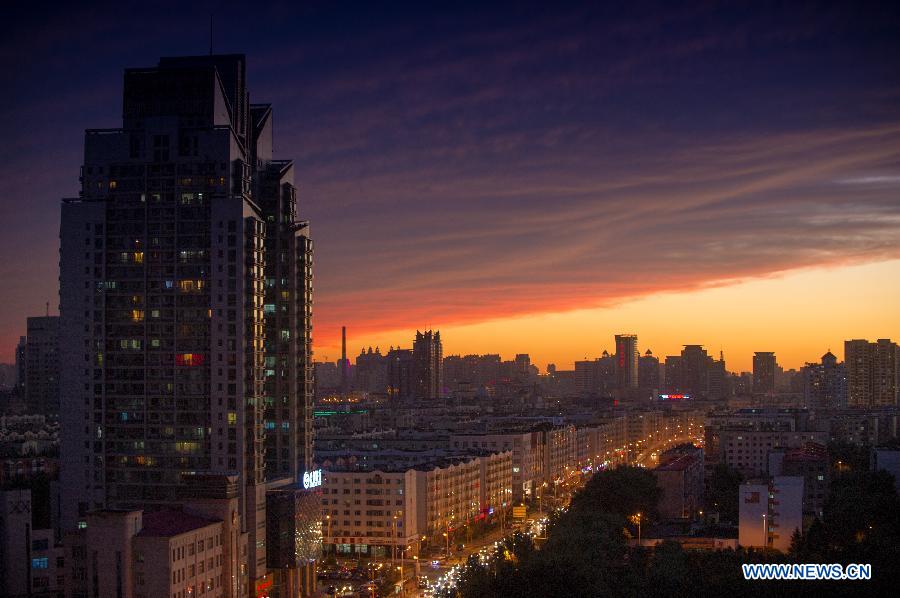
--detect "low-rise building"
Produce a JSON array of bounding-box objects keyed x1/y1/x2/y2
[
  {"x1": 768, "y1": 442, "x2": 829, "y2": 519},
  {"x1": 450, "y1": 431, "x2": 541, "y2": 500},
  {"x1": 738, "y1": 476, "x2": 803, "y2": 552},
  {"x1": 319, "y1": 451, "x2": 512, "y2": 559},
  {"x1": 0, "y1": 487, "x2": 64, "y2": 598},
  {"x1": 653, "y1": 446, "x2": 704, "y2": 521}
]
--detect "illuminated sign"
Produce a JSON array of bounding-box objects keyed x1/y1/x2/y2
[
  {"x1": 256, "y1": 576, "x2": 273, "y2": 597},
  {"x1": 302, "y1": 469, "x2": 323, "y2": 490},
  {"x1": 658, "y1": 394, "x2": 691, "y2": 401}
]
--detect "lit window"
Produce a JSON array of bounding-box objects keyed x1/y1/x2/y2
[
  {"x1": 179, "y1": 279, "x2": 205, "y2": 293},
  {"x1": 32, "y1": 557, "x2": 49, "y2": 569},
  {"x1": 176, "y1": 353, "x2": 205, "y2": 367}
]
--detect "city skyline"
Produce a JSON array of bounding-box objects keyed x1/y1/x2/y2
[
  {"x1": 3, "y1": 2, "x2": 900, "y2": 370},
  {"x1": 324, "y1": 259, "x2": 900, "y2": 372}
]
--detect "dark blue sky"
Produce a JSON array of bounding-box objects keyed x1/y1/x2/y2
[{"x1": 2, "y1": 0, "x2": 899, "y2": 361}]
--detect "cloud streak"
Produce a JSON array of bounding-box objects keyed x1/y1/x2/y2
[{"x1": 1, "y1": 1, "x2": 900, "y2": 361}]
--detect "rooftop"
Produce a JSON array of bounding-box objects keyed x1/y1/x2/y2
[{"x1": 137, "y1": 510, "x2": 220, "y2": 538}]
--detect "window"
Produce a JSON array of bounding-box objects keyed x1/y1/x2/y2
[
  {"x1": 31, "y1": 557, "x2": 49, "y2": 569},
  {"x1": 176, "y1": 353, "x2": 205, "y2": 367}
]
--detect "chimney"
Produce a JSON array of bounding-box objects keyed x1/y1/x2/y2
[{"x1": 341, "y1": 326, "x2": 347, "y2": 393}]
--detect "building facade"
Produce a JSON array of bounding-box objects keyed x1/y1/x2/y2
[
  {"x1": 845, "y1": 339, "x2": 899, "y2": 408},
  {"x1": 413, "y1": 330, "x2": 443, "y2": 399},
  {"x1": 738, "y1": 476, "x2": 803, "y2": 552},
  {"x1": 614, "y1": 334, "x2": 639, "y2": 390},
  {"x1": 25, "y1": 316, "x2": 60, "y2": 415},
  {"x1": 58, "y1": 54, "x2": 314, "y2": 591},
  {"x1": 752, "y1": 352, "x2": 777, "y2": 395}
]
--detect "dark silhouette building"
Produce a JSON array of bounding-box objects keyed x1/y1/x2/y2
[
  {"x1": 58, "y1": 54, "x2": 315, "y2": 587},
  {"x1": 615, "y1": 334, "x2": 639, "y2": 389},
  {"x1": 413, "y1": 330, "x2": 443, "y2": 399},
  {"x1": 24, "y1": 316, "x2": 60, "y2": 415},
  {"x1": 753, "y1": 351, "x2": 777, "y2": 394}
]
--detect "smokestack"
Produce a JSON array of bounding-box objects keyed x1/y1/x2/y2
[{"x1": 341, "y1": 326, "x2": 347, "y2": 392}]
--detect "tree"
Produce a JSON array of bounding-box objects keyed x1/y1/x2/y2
[
  {"x1": 705, "y1": 464, "x2": 743, "y2": 523},
  {"x1": 570, "y1": 465, "x2": 662, "y2": 521}
]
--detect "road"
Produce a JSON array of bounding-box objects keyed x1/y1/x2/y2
[{"x1": 631, "y1": 434, "x2": 703, "y2": 467}]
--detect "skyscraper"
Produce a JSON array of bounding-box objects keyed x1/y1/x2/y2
[
  {"x1": 59, "y1": 55, "x2": 314, "y2": 586},
  {"x1": 802, "y1": 351, "x2": 847, "y2": 408},
  {"x1": 614, "y1": 334, "x2": 639, "y2": 389},
  {"x1": 413, "y1": 330, "x2": 443, "y2": 399},
  {"x1": 25, "y1": 316, "x2": 60, "y2": 415},
  {"x1": 14, "y1": 335, "x2": 26, "y2": 390},
  {"x1": 661, "y1": 345, "x2": 726, "y2": 399},
  {"x1": 752, "y1": 352, "x2": 777, "y2": 394},
  {"x1": 638, "y1": 349, "x2": 660, "y2": 390},
  {"x1": 387, "y1": 347, "x2": 414, "y2": 400},
  {"x1": 845, "y1": 339, "x2": 899, "y2": 408}
]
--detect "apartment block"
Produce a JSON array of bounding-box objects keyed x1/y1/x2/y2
[{"x1": 739, "y1": 476, "x2": 803, "y2": 552}]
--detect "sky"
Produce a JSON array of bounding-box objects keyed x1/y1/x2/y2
[{"x1": 1, "y1": 1, "x2": 899, "y2": 371}]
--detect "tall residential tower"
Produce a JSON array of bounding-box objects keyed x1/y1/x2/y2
[
  {"x1": 614, "y1": 334, "x2": 639, "y2": 389},
  {"x1": 59, "y1": 55, "x2": 314, "y2": 588},
  {"x1": 413, "y1": 329, "x2": 443, "y2": 399}
]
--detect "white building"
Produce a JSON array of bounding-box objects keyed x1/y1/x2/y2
[
  {"x1": 739, "y1": 476, "x2": 803, "y2": 552},
  {"x1": 320, "y1": 451, "x2": 512, "y2": 558}
]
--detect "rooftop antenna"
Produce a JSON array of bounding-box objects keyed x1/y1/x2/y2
[
  {"x1": 45, "y1": 301, "x2": 49, "y2": 317},
  {"x1": 209, "y1": 14, "x2": 213, "y2": 55}
]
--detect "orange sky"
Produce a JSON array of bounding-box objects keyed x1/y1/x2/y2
[{"x1": 318, "y1": 259, "x2": 900, "y2": 373}]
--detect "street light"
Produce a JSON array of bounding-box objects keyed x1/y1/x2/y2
[
  {"x1": 392, "y1": 515, "x2": 399, "y2": 565},
  {"x1": 325, "y1": 514, "x2": 332, "y2": 558},
  {"x1": 630, "y1": 513, "x2": 642, "y2": 544}
]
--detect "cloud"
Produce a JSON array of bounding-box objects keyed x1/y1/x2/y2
[
  {"x1": 306, "y1": 122, "x2": 900, "y2": 347},
  {"x1": 836, "y1": 175, "x2": 900, "y2": 185}
]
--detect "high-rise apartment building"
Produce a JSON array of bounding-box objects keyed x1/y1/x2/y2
[
  {"x1": 412, "y1": 329, "x2": 442, "y2": 399},
  {"x1": 845, "y1": 339, "x2": 899, "y2": 408},
  {"x1": 387, "y1": 348, "x2": 414, "y2": 400},
  {"x1": 58, "y1": 55, "x2": 314, "y2": 587},
  {"x1": 614, "y1": 334, "x2": 639, "y2": 389},
  {"x1": 354, "y1": 346, "x2": 388, "y2": 393},
  {"x1": 801, "y1": 351, "x2": 847, "y2": 409},
  {"x1": 752, "y1": 352, "x2": 777, "y2": 394},
  {"x1": 14, "y1": 336, "x2": 26, "y2": 390},
  {"x1": 25, "y1": 316, "x2": 60, "y2": 414},
  {"x1": 664, "y1": 345, "x2": 725, "y2": 399},
  {"x1": 638, "y1": 349, "x2": 660, "y2": 391}
]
